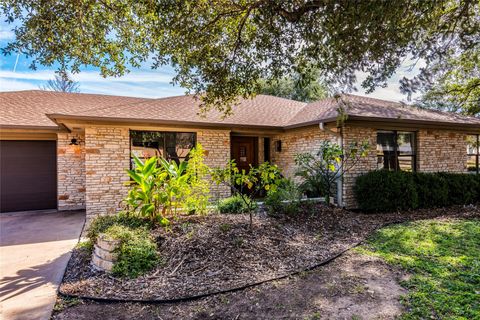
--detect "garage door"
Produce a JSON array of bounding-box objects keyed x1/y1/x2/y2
[{"x1": 0, "y1": 140, "x2": 57, "y2": 213}]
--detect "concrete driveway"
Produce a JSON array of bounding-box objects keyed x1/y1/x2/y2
[{"x1": 0, "y1": 210, "x2": 85, "y2": 320}]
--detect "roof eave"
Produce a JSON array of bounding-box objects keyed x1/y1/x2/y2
[
  {"x1": 47, "y1": 114, "x2": 286, "y2": 132},
  {"x1": 0, "y1": 124, "x2": 66, "y2": 132},
  {"x1": 345, "y1": 115, "x2": 480, "y2": 131}
]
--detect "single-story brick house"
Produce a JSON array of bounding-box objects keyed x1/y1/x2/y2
[{"x1": 1, "y1": 90, "x2": 479, "y2": 217}]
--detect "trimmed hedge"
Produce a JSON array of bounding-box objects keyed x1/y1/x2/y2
[{"x1": 354, "y1": 170, "x2": 480, "y2": 212}]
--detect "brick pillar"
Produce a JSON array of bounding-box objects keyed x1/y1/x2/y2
[
  {"x1": 85, "y1": 127, "x2": 130, "y2": 220},
  {"x1": 197, "y1": 129, "x2": 231, "y2": 199},
  {"x1": 57, "y1": 133, "x2": 86, "y2": 210},
  {"x1": 342, "y1": 126, "x2": 377, "y2": 209}
]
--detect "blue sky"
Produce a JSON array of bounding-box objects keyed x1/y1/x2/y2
[{"x1": 0, "y1": 19, "x2": 420, "y2": 102}]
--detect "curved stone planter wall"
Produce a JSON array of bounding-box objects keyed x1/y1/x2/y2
[{"x1": 92, "y1": 234, "x2": 120, "y2": 272}]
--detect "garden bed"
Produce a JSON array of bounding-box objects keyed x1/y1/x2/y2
[{"x1": 60, "y1": 204, "x2": 480, "y2": 301}]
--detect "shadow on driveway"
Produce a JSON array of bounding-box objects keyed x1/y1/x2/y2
[{"x1": 0, "y1": 210, "x2": 85, "y2": 320}]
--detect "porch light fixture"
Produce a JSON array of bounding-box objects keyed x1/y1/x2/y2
[{"x1": 69, "y1": 138, "x2": 79, "y2": 146}]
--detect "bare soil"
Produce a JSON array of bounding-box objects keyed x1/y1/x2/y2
[
  {"x1": 53, "y1": 251, "x2": 407, "y2": 320},
  {"x1": 59, "y1": 205, "x2": 480, "y2": 301}
]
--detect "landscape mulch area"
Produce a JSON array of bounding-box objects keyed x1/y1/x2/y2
[
  {"x1": 59, "y1": 204, "x2": 480, "y2": 301},
  {"x1": 53, "y1": 251, "x2": 408, "y2": 320}
]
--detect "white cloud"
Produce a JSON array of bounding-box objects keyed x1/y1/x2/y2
[
  {"x1": 0, "y1": 30, "x2": 14, "y2": 40},
  {"x1": 353, "y1": 57, "x2": 425, "y2": 103},
  {"x1": 0, "y1": 69, "x2": 185, "y2": 98},
  {"x1": 0, "y1": 78, "x2": 38, "y2": 91},
  {"x1": 0, "y1": 70, "x2": 174, "y2": 83}
]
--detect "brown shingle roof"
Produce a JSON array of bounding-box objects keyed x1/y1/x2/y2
[
  {"x1": 0, "y1": 90, "x2": 150, "y2": 128},
  {"x1": 53, "y1": 94, "x2": 307, "y2": 128},
  {"x1": 1, "y1": 90, "x2": 479, "y2": 130},
  {"x1": 287, "y1": 94, "x2": 480, "y2": 128}
]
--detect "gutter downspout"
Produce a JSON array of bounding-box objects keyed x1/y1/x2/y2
[{"x1": 319, "y1": 122, "x2": 344, "y2": 207}]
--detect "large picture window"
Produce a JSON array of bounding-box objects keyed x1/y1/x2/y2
[
  {"x1": 377, "y1": 131, "x2": 416, "y2": 172},
  {"x1": 130, "y1": 130, "x2": 196, "y2": 165},
  {"x1": 467, "y1": 134, "x2": 479, "y2": 174}
]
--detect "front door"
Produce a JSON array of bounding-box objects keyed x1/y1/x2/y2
[{"x1": 231, "y1": 136, "x2": 258, "y2": 173}]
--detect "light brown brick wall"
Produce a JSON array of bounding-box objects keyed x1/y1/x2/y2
[
  {"x1": 57, "y1": 133, "x2": 86, "y2": 210},
  {"x1": 271, "y1": 125, "x2": 339, "y2": 180},
  {"x1": 79, "y1": 124, "x2": 473, "y2": 216},
  {"x1": 84, "y1": 127, "x2": 231, "y2": 219},
  {"x1": 197, "y1": 129, "x2": 231, "y2": 199},
  {"x1": 417, "y1": 129, "x2": 467, "y2": 173},
  {"x1": 341, "y1": 126, "x2": 378, "y2": 208},
  {"x1": 85, "y1": 127, "x2": 130, "y2": 219}
]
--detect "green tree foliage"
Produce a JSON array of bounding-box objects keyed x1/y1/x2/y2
[
  {"x1": 211, "y1": 161, "x2": 282, "y2": 227},
  {"x1": 258, "y1": 66, "x2": 328, "y2": 102},
  {"x1": 401, "y1": 48, "x2": 480, "y2": 117},
  {"x1": 40, "y1": 70, "x2": 80, "y2": 93},
  {"x1": 295, "y1": 140, "x2": 370, "y2": 204},
  {"x1": 3, "y1": 1, "x2": 478, "y2": 113},
  {"x1": 183, "y1": 143, "x2": 210, "y2": 214}
]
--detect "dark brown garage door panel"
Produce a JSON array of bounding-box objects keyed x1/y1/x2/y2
[{"x1": 1, "y1": 140, "x2": 57, "y2": 212}]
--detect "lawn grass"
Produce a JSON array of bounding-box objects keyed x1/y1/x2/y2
[{"x1": 356, "y1": 218, "x2": 480, "y2": 320}]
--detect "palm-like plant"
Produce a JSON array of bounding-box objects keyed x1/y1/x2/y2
[{"x1": 125, "y1": 155, "x2": 168, "y2": 224}]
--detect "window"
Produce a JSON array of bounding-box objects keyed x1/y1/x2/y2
[
  {"x1": 130, "y1": 130, "x2": 196, "y2": 165},
  {"x1": 264, "y1": 137, "x2": 271, "y2": 162},
  {"x1": 467, "y1": 134, "x2": 479, "y2": 174},
  {"x1": 377, "y1": 131, "x2": 416, "y2": 172}
]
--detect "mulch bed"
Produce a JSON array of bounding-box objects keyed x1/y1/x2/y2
[{"x1": 59, "y1": 204, "x2": 480, "y2": 301}]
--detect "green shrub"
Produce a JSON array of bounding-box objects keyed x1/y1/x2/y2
[
  {"x1": 86, "y1": 213, "x2": 151, "y2": 244},
  {"x1": 264, "y1": 179, "x2": 303, "y2": 216},
  {"x1": 414, "y1": 172, "x2": 448, "y2": 208},
  {"x1": 354, "y1": 170, "x2": 418, "y2": 212},
  {"x1": 354, "y1": 170, "x2": 480, "y2": 212},
  {"x1": 217, "y1": 195, "x2": 257, "y2": 214},
  {"x1": 439, "y1": 172, "x2": 479, "y2": 205},
  {"x1": 104, "y1": 225, "x2": 159, "y2": 278}
]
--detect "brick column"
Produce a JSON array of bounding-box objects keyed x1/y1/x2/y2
[
  {"x1": 85, "y1": 127, "x2": 130, "y2": 220},
  {"x1": 342, "y1": 126, "x2": 377, "y2": 209},
  {"x1": 197, "y1": 129, "x2": 231, "y2": 199},
  {"x1": 57, "y1": 133, "x2": 86, "y2": 210}
]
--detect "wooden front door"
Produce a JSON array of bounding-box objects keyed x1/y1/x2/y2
[{"x1": 231, "y1": 136, "x2": 258, "y2": 172}]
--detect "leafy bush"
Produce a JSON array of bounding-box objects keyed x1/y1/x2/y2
[
  {"x1": 183, "y1": 143, "x2": 210, "y2": 214},
  {"x1": 354, "y1": 170, "x2": 480, "y2": 212},
  {"x1": 86, "y1": 213, "x2": 151, "y2": 245},
  {"x1": 295, "y1": 140, "x2": 369, "y2": 203},
  {"x1": 438, "y1": 172, "x2": 479, "y2": 205},
  {"x1": 212, "y1": 161, "x2": 281, "y2": 226},
  {"x1": 125, "y1": 144, "x2": 211, "y2": 226},
  {"x1": 414, "y1": 173, "x2": 448, "y2": 208},
  {"x1": 217, "y1": 195, "x2": 257, "y2": 214},
  {"x1": 264, "y1": 179, "x2": 303, "y2": 216},
  {"x1": 104, "y1": 225, "x2": 159, "y2": 278},
  {"x1": 354, "y1": 170, "x2": 418, "y2": 212}
]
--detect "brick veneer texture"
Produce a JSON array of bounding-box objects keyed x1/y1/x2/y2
[
  {"x1": 57, "y1": 132, "x2": 86, "y2": 210},
  {"x1": 417, "y1": 129, "x2": 467, "y2": 173},
  {"x1": 85, "y1": 127, "x2": 130, "y2": 219},
  {"x1": 84, "y1": 127, "x2": 231, "y2": 219},
  {"x1": 271, "y1": 125, "x2": 340, "y2": 180},
  {"x1": 341, "y1": 126, "x2": 378, "y2": 209},
  {"x1": 197, "y1": 129, "x2": 232, "y2": 199}
]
